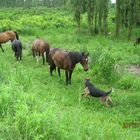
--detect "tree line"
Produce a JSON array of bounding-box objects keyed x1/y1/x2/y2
[
  {"x1": 0, "y1": 0, "x2": 140, "y2": 39},
  {"x1": 0, "y1": 0, "x2": 66, "y2": 8},
  {"x1": 72, "y1": 0, "x2": 140, "y2": 39}
]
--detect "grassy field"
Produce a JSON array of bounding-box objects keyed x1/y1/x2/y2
[{"x1": 0, "y1": 7, "x2": 140, "y2": 140}]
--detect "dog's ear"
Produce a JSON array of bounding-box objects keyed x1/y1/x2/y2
[{"x1": 85, "y1": 77, "x2": 91, "y2": 81}]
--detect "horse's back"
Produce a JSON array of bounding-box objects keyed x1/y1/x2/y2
[
  {"x1": 12, "y1": 39, "x2": 22, "y2": 47},
  {"x1": 0, "y1": 31, "x2": 16, "y2": 43},
  {"x1": 32, "y1": 39, "x2": 50, "y2": 53},
  {"x1": 12, "y1": 39, "x2": 22, "y2": 50},
  {"x1": 49, "y1": 48, "x2": 62, "y2": 57},
  {"x1": 12, "y1": 39, "x2": 22, "y2": 56},
  {"x1": 52, "y1": 50, "x2": 70, "y2": 70}
]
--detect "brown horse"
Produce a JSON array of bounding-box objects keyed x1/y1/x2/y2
[
  {"x1": 32, "y1": 39, "x2": 50, "y2": 65},
  {"x1": 0, "y1": 31, "x2": 19, "y2": 52},
  {"x1": 49, "y1": 49, "x2": 89, "y2": 85}
]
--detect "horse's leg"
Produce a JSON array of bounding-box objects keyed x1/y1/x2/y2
[
  {"x1": 0, "y1": 44, "x2": 4, "y2": 52},
  {"x1": 69, "y1": 70, "x2": 73, "y2": 84},
  {"x1": 50, "y1": 65, "x2": 56, "y2": 76},
  {"x1": 35, "y1": 51, "x2": 39, "y2": 64},
  {"x1": 58, "y1": 68, "x2": 61, "y2": 77},
  {"x1": 42, "y1": 53, "x2": 45, "y2": 65},
  {"x1": 36, "y1": 56, "x2": 39, "y2": 64},
  {"x1": 65, "y1": 71, "x2": 68, "y2": 85},
  {"x1": 16, "y1": 56, "x2": 19, "y2": 61}
]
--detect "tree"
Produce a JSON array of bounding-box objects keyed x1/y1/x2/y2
[
  {"x1": 115, "y1": 0, "x2": 121, "y2": 37},
  {"x1": 71, "y1": 0, "x2": 82, "y2": 32},
  {"x1": 87, "y1": 0, "x2": 94, "y2": 33},
  {"x1": 103, "y1": 0, "x2": 109, "y2": 35}
]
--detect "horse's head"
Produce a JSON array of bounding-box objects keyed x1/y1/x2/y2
[
  {"x1": 134, "y1": 37, "x2": 140, "y2": 46},
  {"x1": 81, "y1": 53, "x2": 89, "y2": 71}
]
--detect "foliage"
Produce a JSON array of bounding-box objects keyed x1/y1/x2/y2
[
  {"x1": 0, "y1": 8, "x2": 74, "y2": 34},
  {"x1": 90, "y1": 46, "x2": 119, "y2": 84}
]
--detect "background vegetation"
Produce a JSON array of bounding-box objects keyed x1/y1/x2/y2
[{"x1": 0, "y1": 1, "x2": 140, "y2": 140}]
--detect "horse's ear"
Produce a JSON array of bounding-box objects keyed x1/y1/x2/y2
[{"x1": 82, "y1": 52, "x2": 85, "y2": 56}]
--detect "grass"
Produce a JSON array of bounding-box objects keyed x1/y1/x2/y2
[{"x1": 0, "y1": 7, "x2": 140, "y2": 140}]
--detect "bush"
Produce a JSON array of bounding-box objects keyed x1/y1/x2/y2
[
  {"x1": 117, "y1": 74, "x2": 140, "y2": 90},
  {"x1": 90, "y1": 46, "x2": 119, "y2": 84}
]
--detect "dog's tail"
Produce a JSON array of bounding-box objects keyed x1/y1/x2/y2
[{"x1": 106, "y1": 88, "x2": 114, "y2": 95}]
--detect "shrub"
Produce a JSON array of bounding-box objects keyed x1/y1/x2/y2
[
  {"x1": 117, "y1": 74, "x2": 140, "y2": 90},
  {"x1": 90, "y1": 46, "x2": 119, "y2": 84}
]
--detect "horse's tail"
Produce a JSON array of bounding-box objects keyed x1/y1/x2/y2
[
  {"x1": 32, "y1": 48, "x2": 36, "y2": 57},
  {"x1": 14, "y1": 31, "x2": 19, "y2": 40},
  {"x1": 45, "y1": 44, "x2": 50, "y2": 63}
]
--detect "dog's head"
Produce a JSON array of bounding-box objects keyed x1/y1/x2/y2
[{"x1": 84, "y1": 78, "x2": 91, "y2": 87}]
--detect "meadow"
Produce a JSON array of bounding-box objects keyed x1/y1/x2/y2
[{"x1": 0, "y1": 7, "x2": 140, "y2": 140}]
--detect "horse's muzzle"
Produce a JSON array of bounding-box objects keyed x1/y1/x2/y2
[{"x1": 84, "y1": 69, "x2": 88, "y2": 71}]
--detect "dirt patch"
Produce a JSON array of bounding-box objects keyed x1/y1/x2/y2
[{"x1": 128, "y1": 65, "x2": 140, "y2": 75}]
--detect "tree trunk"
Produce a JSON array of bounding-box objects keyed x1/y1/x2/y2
[
  {"x1": 128, "y1": 0, "x2": 134, "y2": 40},
  {"x1": 103, "y1": 0, "x2": 108, "y2": 35},
  {"x1": 115, "y1": 0, "x2": 121, "y2": 37},
  {"x1": 98, "y1": 0, "x2": 103, "y2": 34},
  {"x1": 87, "y1": 0, "x2": 94, "y2": 33},
  {"x1": 74, "y1": 0, "x2": 81, "y2": 32}
]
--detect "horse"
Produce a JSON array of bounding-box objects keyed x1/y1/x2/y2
[
  {"x1": 49, "y1": 49, "x2": 89, "y2": 85},
  {"x1": 0, "y1": 31, "x2": 19, "y2": 52},
  {"x1": 134, "y1": 37, "x2": 140, "y2": 46},
  {"x1": 12, "y1": 39, "x2": 22, "y2": 61},
  {"x1": 32, "y1": 39, "x2": 50, "y2": 65}
]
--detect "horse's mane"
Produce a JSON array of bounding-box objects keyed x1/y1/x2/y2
[{"x1": 68, "y1": 52, "x2": 82, "y2": 65}]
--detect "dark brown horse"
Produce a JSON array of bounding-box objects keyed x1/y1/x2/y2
[
  {"x1": 12, "y1": 39, "x2": 22, "y2": 61},
  {"x1": 0, "y1": 31, "x2": 19, "y2": 52},
  {"x1": 32, "y1": 39, "x2": 50, "y2": 65},
  {"x1": 49, "y1": 49, "x2": 89, "y2": 85}
]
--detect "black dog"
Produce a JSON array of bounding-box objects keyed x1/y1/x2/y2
[
  {"x1": 82, "y1": 78, "x2": 114, "y2": 107},
  {"x1": 12, "y1": 39, "x2": 22, "y2": 61},
  {"x1": 134, "y1": 37, "x2": 140, "y2": 46}
]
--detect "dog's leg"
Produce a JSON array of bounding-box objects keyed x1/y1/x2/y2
[
  {"x1": 83, "y1": 87, "x2": 90, "y2": 97},
  {"x1": 104, "y1": 97, "x2": 109, "y2": 107},
  {"x1": 108, "y1": 96, "x2": 113, "y2": 105},
  {"x1": 100, "y1": 97, "x2": 109, "y2": 107},
  {"x1": 82, "y1": 87, "x2": 90, "y2": 98}
]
